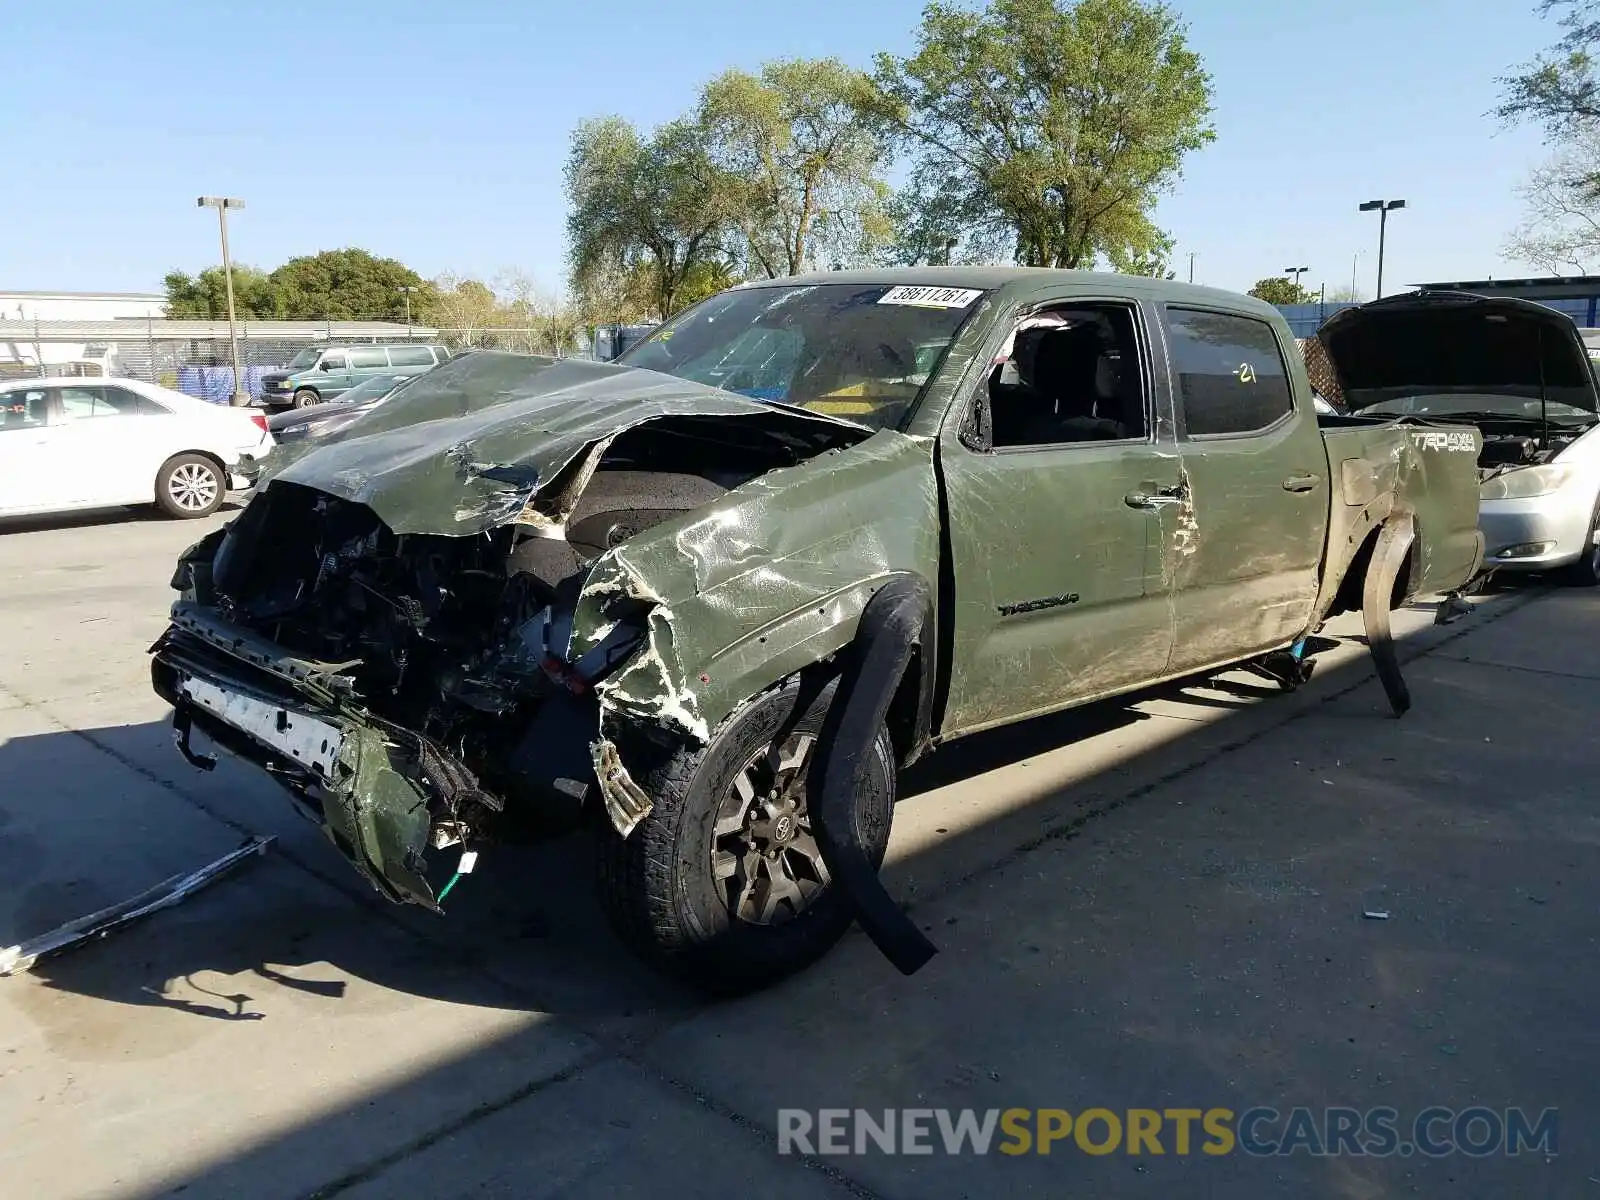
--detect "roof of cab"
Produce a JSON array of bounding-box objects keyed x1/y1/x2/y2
[{"x1": 732, "y1": 265, "x2": 1284, "y2": 321}]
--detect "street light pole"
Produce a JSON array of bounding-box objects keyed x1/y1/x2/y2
[
  {"x1": 1188, "y1": 252, "x2": 1196, "y2": 283},
  {"x1": 1358, "y1": 199, "x2": 1406, "y2": 299},
  {"x1": 1284, "y1": 265, "x2": 1310, "y2": 295},
  {"x1": 399, "y1": 285, "x2": 417, "y2": 339},
  {"x1": 197, "y1": 196, "x2": 248, "y2": 406}
]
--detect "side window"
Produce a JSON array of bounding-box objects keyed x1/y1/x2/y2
[
  {"x1": 347, "y1": 348, "x2": 390, "y2": 369},
  {"x1": 1, "y1": 390, "x2": 51, "y2": 430},
  {"x1": 388, "y1": 346, "x2": 435, "y2": 367},
  {"x1": 95, "y1": 386, "x2": 145, "y2": 417},
  {"x1": 983, "y1": 303, "x2": 1149, "y2": 448},
  {"x1": 1165, "y1": 308, "x2": 1294, "y2": 436},
  {"x1": 58, "y1": 386, "x2": 101, "y2": 419},
  {"x1": 321, "y1": 352, "x2": 348, "y2": 371}
]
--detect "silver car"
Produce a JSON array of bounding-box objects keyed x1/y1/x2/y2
[{"x1": 1317, "y1": 292, "x2": 1600, "y2": 585}]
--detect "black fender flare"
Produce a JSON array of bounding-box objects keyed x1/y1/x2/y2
[
  {"x1": 810, "y1": 575, "x2": 939, "y2": 975},
  {"x1": 1363, "y1": 512, "x2": 1415, "y2": 717}
]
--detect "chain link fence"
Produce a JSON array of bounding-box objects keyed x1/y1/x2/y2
[{"x1": 0, "y1": 317, "x2": 637, "y2": 401}]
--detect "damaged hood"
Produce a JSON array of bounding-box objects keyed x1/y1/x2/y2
[
  {"x1": 268, "y1": 351, "x2": 873, "y2": 536},
  {"x1": 1317, "y1": 292, "x2": 1600, "y2": 417}
]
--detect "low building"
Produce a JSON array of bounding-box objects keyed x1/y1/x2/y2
[
  {"x1": 1412, "y1": 275, "x2": 1600, "y2": 327},
  {"x1": 0, "y1": 289, "x2": 165, "y2": 322}
]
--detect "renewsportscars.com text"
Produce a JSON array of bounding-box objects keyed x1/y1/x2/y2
[{"x1": 777, "y1": 1106, "x2": 1558, "y2": 1158}]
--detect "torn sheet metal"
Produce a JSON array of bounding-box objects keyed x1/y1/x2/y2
[
  {"x1": 591, "y1": 738, "x2": 654, "y2": 837},
  {"x1": 566, "y1": 430, "x2": 942, "y2": 742},
  {"x1": 1310, "y1": 420, "x2": 1483, "y2": 627},
  {"x1": 268, "y1": 352, "x2": 871, "y2": 537},
  {"x1": 0, "y1": 836, "x2": 274, "y2": 977}
]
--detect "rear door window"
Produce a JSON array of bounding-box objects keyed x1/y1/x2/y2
[
  {"x1": 1165, "y1": 308, "x2": 1295, "y2": 436},
  {"x1": 388, "y1": 346, "x2": 435, "y2": 367},
  {"x1": 96, "y1": 385, "x2": 147, "y2": 417},
  {"x1": 347, "y1": 348, "x2": 390, "y2": 369},
  {"x1": 57, "y1": 386, "x2": 102, "y2": 419}
]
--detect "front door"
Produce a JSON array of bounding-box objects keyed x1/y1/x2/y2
[
  {"x1": 1159, "y1": 304, "x2": 1331, "y2": 671},
  {"x1": 318, "y1": 350, "x2": 352, "y2": 395},
  {"x1": 938, "y1": 299, "x2": 1181, "y2": 735},
  {"x1": 0, "y1": 387, "x2": 64, "y2": 512}
]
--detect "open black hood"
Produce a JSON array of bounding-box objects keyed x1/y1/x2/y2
[{"x1": 1316, "y1": 291, "x2": 1599, "y2": 415}]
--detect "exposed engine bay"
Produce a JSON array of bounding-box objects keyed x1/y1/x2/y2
[
  {"x1": 203, "y1": 467, "x2": 738, "y2": 732},
  {"x1": 1476, "y1": 419, "x2": 1592, "y2": 474}
]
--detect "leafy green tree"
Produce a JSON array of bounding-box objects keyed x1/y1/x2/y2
[
  {"x1": 428, "y1": 273, "x2": 503, "y2": 345},
  {"x1": 1498, "y1": 4, "x2": 1600, "y2": 266},
  {"x1": 572, "y1": 252, "x2": 656, "y2": 336},
  {"x1": 267, "y1": 248, "x2": 433, "y2": 320},
  {"x1": 865, "y1": 0, "x2": 1214, "y2": 269},
  {"x1": 1498, "y1": 1, "x2": 1600, "y2": 140},
  {"x1": 1247, "y1": 277, "x2": 1313, "y2": 305},
  {"x1": 1106, "y1": 232, "x2": 1178, "y2": 277},
  {"x1": 162, "y1": 265, "x2": 278, "y2": 318},
  {"x1": 565, "y1": 115, "x2": 742, "y2": 319},
  {"x1": 494, "y1": 270, "x2": 585, "y2": 356},
  {"x1": 699, "y1": 57, "x2": 892, "y2": 276}
]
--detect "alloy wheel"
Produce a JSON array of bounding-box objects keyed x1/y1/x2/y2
[
  {"x1": 168, "y1": 462, "x2": 219, "y2": 512},
  {"x1": 710, "y1": 732, "x2": 831, "y2": 925}
]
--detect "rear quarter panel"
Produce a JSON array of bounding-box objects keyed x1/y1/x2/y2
[{"x1": 1320, "y1": 421, "x2": 1484, "y2": 604}]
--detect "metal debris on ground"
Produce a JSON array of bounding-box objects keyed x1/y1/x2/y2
[
  {"x1": 1362, "y1": 910, "x2": 1391, "y2": 920},
  {"x1": 0, "y1": 836, "x2": 275, "y2": 977}
]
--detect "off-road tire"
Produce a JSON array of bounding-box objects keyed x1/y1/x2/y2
[
  {"x1": 595, "y1": 677, "x2": 895, "y2": 995},
  {"x1": 291, "y1": 388, "x2": 321, "y2": 409}
]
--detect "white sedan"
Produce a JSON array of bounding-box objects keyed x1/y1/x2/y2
[{"x1": 0, "y1": 377, "x2": 274, "y2": 520}]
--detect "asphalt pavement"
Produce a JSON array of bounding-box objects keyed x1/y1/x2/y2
[{"x1": 0, "y1": 504, "x2": 1593, "y2": 1199}]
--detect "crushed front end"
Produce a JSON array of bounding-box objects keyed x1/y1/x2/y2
[
  {"x1": 147, "y1": 369, "x2": 873, "y2": 909},
  {"x1": 150, "y1": 479, "x2": 655, "y2": 908}
]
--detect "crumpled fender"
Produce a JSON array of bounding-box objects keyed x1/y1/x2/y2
[{"x1": 568, "y1": 430, "x2": 944, "y2": 745}]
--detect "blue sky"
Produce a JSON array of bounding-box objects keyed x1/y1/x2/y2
[{"x1": 1, "y1": 0, "x2": 1565, "y2": 299}]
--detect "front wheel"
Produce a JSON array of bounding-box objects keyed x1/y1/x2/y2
[
  {"x1": 291, "y1": 388, "x2": 321, "y2": 409},
  {"x1": 154, "y1": 453, "x2": 225, "y2": 519},
  {"x1": 1558, "y1": 498, "x2": 1600, "y2": 587},
  {"x1": 596, "y1": 677, "x2": 895, "y2": 995}
]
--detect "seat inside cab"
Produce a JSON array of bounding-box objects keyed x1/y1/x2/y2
[{"x1": 989, "y1": 308, "x2": 1147, "y2": 446}]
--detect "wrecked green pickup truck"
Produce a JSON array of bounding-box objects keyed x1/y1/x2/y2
[{"x1": 152, "y1": 269, "x2": 1484, "y2": 993}]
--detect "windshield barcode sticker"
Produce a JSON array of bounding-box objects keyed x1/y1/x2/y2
[{"x1": 878, "y1": 286, "x2": 984, "y2": 309}]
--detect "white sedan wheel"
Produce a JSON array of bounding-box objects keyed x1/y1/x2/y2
[{"x1": 156, "y1": 455, "x2": 224, "y2": 519}]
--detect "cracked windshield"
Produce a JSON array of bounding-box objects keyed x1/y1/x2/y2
[{"x1": 617, "y1": 282, "x2": 986, "y2": 429}]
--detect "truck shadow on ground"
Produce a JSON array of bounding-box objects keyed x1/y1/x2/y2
[
  {"x1": 5, "y1": 627, "x2": 1383, "y2": 1036},
  {"x1": 0, "y1": 500, "x2": 245, "y2": 536},
  {"x1": 10, "y1": 591, "x2": 1584, "y2": 1200}
]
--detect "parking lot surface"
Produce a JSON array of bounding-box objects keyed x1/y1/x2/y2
[{"x1": 0, "y1": 505, "x2": 1594, "y2": 1198}]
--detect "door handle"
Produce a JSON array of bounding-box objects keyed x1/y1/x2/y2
[
  {"x1": 1282, "y1": 473, "x2": 1320, "y2": 493},
  {"x1": 1125, "y1": 482, "x2": 1186, "y2": 510}
]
